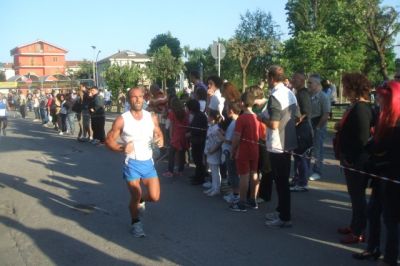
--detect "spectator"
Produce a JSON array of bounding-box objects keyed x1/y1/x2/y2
[
  {"x1": 162, "y1": 97, "x2": 189, "y2": 177},
  {"x1": 308, "y1": 74, "x2": 330, "y2": 181},
  {"x1": 186, "y1": 99, "x2": 208, "y2": 186},
  {"x1": 89, "y1": 86, "x2": 105, "y2": 145},
  {"x1": 230, "y1": 91, "x2": 261, "y2": 212},
  {"x1": 336, "y1": 73, "x2": 374, "y2": 244},
  {"x1": 264, "y1": 65, "x2": 299, "y2": 228}
]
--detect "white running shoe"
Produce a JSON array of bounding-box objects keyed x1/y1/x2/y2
[
  {"x1": 207, "y1": 189, "x2": 220, "y2": 197},
  {"x1": 130, "y1": 221, "x2": 146, "y2": 238},
  {"x1": 309, "y1": 173, "x2": 321, "y2": 181},
  {"x1": 203, "y1": 187, "x2": 214, "y2": 194}
]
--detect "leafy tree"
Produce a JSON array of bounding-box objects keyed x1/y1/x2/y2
[
  {"x1": 230, "y1": 9, "x2": 280, "y2": 91},
  {"x1": 286, "y1": 0, "x2": 336, "y2": 34},
  {"x1": 345, "y1": 0, "x2": 400, "y2": 80},
  {"x1": 75, "y1": 60, "x2": 93, "y2": 79},
  {"x1": 147, "y1": 45, "x2": 184, "y2": 91},
  {"x1": 147, "y1": 32, "x2": 183, "y2": 59},
  {"x1": 103, "y1": 63, "x2": 142, "y2": 110}
]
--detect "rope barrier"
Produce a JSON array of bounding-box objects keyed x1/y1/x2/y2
[{"x1": 177, "y1": 124, "x2": 400, "y2": 185}]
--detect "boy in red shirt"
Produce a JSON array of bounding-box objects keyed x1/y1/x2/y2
[{"x1": 230, "y1": 91, "x2": 260, "y2": 212}]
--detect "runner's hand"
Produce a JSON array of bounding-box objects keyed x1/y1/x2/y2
[{"x1": 124, "y1": 141, "x2": 134, "y2": 154}]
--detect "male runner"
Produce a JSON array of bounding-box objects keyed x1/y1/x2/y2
[{"x1": 105, "y1": 87, "x2": 164, "y2": 237}]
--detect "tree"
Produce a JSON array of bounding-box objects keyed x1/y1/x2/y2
[
  {"x1": 346, "y1": 0, "x2": 400, "y2": 80},
  {"x1": 103, "y1": 63, "x2": 142, "y2": 111},
  {"x1": 286, "y1": 0, "x2": 336, "y2": 35},
  {"x1": 230, "y1": 9, "x2": 280, "y2": 91},
  {"x1": 75, "y1": 60, "x2": 93, "y2": 79},
  {"x1": 147, "y1": 45, "x2": 184, "y2": 91},
  {"x1": 147, "y1": 32, "x2": 183, "y2": 59}
]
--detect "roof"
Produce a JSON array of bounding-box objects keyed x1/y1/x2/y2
[
  {"x1": 97, "y1": 50, "x2": 150, "y2": 64},
  {"x1": 10, "y1": 39, "x2": 68, "y2": 55},
  {"x1": 65, "y1": 61, "x2": 84, "y2": 67}
]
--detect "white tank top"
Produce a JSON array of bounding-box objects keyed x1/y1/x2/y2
[{"x1": 121, "y1": 110, "x2": 154, "y2": 161}]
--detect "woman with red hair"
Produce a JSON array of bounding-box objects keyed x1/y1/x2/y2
[{"x1": 369, "y1": 80, "x2": 400, "y2": 266}]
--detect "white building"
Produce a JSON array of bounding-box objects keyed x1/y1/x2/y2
[
  {"x1": 0, "y1": 63, "x2": 15, "y2": 80},
  {"x1": 97, "y1": 50, "x2": 151, "y2": 89}
]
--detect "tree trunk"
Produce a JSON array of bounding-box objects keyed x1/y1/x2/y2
[{"x1": 242, "y1": 67, "x2": 247, "y2": 92}]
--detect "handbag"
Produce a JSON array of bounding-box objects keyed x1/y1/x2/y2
[
  {"x1": 294, "y1": 119, "x2": 313, "y2": 154},
  {"x1": 333, "y1": 106, "x2": 353, "y2": 159}
]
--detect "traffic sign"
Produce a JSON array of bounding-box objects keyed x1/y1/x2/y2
[{"x1": 211, "y1": 42, "x2": 226, "y2": 60}]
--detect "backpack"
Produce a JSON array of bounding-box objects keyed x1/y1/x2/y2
[{"x1": 72, "y1": 97, "x2": 82, "y2": 113}]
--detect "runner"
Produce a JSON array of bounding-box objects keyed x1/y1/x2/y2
[
  {"x1": 105, "y1": 87, "x2": 164, "y2": 238},
  {"x1": 0, "y1": 93, "x2": 10, "y2": 136}
]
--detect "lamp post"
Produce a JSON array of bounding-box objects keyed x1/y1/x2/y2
[
  {"x1": 95, "y1": 50, "x2": 101, "y2": 87},
  {"x1": 91, "y1": 46, "x2": 96, "y2": 85}
]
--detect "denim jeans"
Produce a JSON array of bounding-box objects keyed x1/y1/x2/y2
[
  {"x1": 293, "y1": 153, "x2": 310, "y2": 186},
  {"x1": 312, "y1": 126, "x2": 326, "y2": 175},
  {"x1": 224, "y1": 150, "x2": 239, "y2": 190},
  {"x1": 40, "y1": 108, "x2": 48, "y2": 124},
  {"x1": 67, "y1": 112, "x2": 76, "y2": 134}
]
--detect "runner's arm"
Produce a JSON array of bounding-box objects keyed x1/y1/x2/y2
[{"x1": 105, "y1": 116, "x2": 126, "y2": 153}]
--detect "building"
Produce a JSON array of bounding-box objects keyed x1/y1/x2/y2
[
  {"x1": 10, "y1": 40, "x2": 68, "y2": 77},
  {"x1": 65, "y1": 60, "x2": 84, "y2": 77},
  {"x1": 97, "y1": 50, "x2": 151, "y2": 88},
  {"x1": 0, "y1": 63, "x2": 15, "y2": 80}
]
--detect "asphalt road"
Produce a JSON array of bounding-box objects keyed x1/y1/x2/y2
[{"x1": 0, "y1": 111, "x2": 371, "y2": 266}]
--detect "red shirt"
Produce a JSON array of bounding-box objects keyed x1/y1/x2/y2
[
  {"x1": 234, "y1": 113, "x2": 260, "y2": 160},
  {"x1": 168, "y1": 110, "x2": 189, "y2": 150}
]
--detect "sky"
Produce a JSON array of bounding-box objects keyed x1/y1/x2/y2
[{"x1": 0, "y1": 0, "x2": 399, "y2": 63}]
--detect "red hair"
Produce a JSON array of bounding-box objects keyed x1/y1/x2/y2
[{"x1": 375, "y1": 80, "x2": 400, "y2": 141}]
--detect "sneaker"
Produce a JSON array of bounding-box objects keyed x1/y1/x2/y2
[
  {"x1": 246, "y1": 199, "x2": 259, "y2": 210},
  {"x1": 59, "y1": 131, "x2": 64, "y2": 135},
  {"x1": 202, "y1": 181, "x2": 212, "y2": 188},
  {"x1": 162, "y1": 171, "x2": 173, "y2": 178},
  {"x1": 290, "y1": 185, "x2": 309, "y2": 192},
  {"x1": 223, "y1": 193, "x2": 234, "y2": 203},
  {"x1": 265, "y1": 218, "x2": 292, "y2": 228},
  {"x1": 265, "y1": 212, "x2": 279, "y2": 221},
  {"x1": 203, "y1": 187, "x2": 214, "y2": 194},
  {"x1": 138, "y1": 201, "x2": 145, "y2": 217},
  {"x1": 96, "y1": 142, "x2": 105, "y2": 146},
  {"x1": 207, "y1": 189, "x2": 220, "y2": 197},
  {"x1": 256, "y1": 197, "x2": 265, "y2": 204},
  {"x1": 91, "y1": 139, "x2": 100, "y2": 145},
  {"x1": 130, "y1": 221, "x2": 146, "y2": 238},
  {"x1": 229, "y1": 201, "x2": 247, "y2": 212},
  {"x1": 309, "y1": 173, "x2": 321, "y2": 181}
]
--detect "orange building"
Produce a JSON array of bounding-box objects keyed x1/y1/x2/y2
[{"x1": 10, "y1": 40, "x2": 68, "y2": 76}]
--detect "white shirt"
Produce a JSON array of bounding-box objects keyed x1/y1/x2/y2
[
  {"x1": 121, "y1": 110, "x2": 154, "y2": 161},
  {"x1": 209, "y1": 89, "x2": 225, "y2": 116}
]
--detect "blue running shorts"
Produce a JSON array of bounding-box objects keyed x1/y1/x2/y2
[{"x1": 123, "y1": 158, "x2": 158, "y2": 181}]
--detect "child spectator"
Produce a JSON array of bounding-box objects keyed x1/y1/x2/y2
[
  {"x1": 230, "y1": 91, "x2": 260, "y2": 212},
  {"x1": 163, "y1": 97, "x2": 189, "y2": 177},
  {"x1": 222, "y1": 101, "x2": 241, "y2": 203},
  {"x1": 203, "y1": 110, "x2": 224, "y2": 196}
]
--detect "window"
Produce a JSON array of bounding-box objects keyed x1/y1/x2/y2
[
  {"x1": 35, "y1": 43, "x2": 44, "y2": 53},
  {"x1": 53, "y1": 57, "x2": 58, "y2": 62},
  {"x1": 30, "y1": 58, "x2": 34, "y2": 66}
]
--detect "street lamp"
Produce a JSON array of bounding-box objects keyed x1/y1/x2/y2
[
  {"x1": 95, "y1": 50, "x2": 101, "y2": 87},
  {"x1": 91, "y1": 46, "x2": 96, "y2": 85}
]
